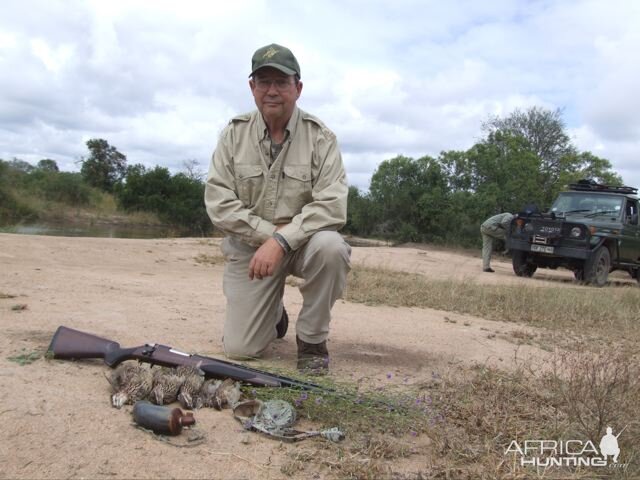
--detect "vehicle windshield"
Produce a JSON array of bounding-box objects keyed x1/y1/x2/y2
[{"x1": 551, "y1": 193, "x2": 623, "y2": 219}]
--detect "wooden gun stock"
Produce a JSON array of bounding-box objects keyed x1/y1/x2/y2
[{"x1": 48, "y1": 326, "x2": 124, "y2": 364}]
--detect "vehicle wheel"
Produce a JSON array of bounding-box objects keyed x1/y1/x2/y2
[
  {"x1": 583, "y1": 246, "x2": 610, "y2": 287},
  {"x1": 512, "y1": 251, "x2": 537, "y2": 277}
]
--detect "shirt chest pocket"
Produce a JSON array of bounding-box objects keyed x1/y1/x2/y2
[
  {"x1": 235, "y1": 165, "x2": 264, "y2": 208},
  {"x1": 281, "y1": 165, "x2": 313, "y2": 213}
]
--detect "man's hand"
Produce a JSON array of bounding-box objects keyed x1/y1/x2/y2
[{"x1": 248, "y1": 237, "x2": 286, "y2": 280}]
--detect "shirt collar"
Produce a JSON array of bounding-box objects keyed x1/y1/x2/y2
[{"x1": 257, "y1": 106, "x2": 299, "y2": 142}]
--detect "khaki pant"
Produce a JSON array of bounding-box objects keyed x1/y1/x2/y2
[
  {"x1": 220, "y1": 231, "x2": 351, "y2": 358},
  {"x1": 480, "y1": 225, "x2": 506, "y2": 269}
]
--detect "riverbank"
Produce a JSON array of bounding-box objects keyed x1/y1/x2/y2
[{"x1": 0, "y1": 203, "x2": 206, "y2": 238}]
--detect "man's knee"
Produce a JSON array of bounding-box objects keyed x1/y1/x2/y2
[
  {"x1": 223, "y1": 336, "x2": 268, "y2": 360},
  {"x1": 306, "y1": 231, "x2": 351, "y2": 266}
]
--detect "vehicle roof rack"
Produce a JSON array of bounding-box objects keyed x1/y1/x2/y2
[{"x1": 568, "y1": 179, "x2": 638, "y2": 195}]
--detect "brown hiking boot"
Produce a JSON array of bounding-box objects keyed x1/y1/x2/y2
[
  {"x1": 276, "y1": 307, "x2": 289, "y2": 339},
  {"x1": 296, "y1": 336, "x2": 329, "y2": 375}
]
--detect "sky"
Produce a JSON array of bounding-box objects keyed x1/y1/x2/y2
[{"x1": 1, "y1": 0, "x2": 639, "y2": 191}]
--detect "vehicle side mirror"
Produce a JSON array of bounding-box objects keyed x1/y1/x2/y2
[{"x1": 631, "y1": 213, "x2": 639, "y2": 225}]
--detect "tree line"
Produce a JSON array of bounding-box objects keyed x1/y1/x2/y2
[
  {"x1": 346, "y1": 107, "x2": 622, "y2": 246},
  {"x1": 0, "y1": 139, "x2": 212, "y2": 234},
  {"x1": 1, "y1": 106, "x2": 622, "y2": 244}
]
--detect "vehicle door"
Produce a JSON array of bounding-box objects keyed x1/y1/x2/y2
[{"x1": 619, "y1": 198, "x2": 640, "y2": 264}]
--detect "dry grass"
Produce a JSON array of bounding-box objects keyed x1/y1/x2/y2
[
  {"x1": 424, "y1": 352, "x2": 640, "y2": 479},
  {"x1": 544, "y1": 350, "x2": 640, "y2": 447},
  {"x1": 260, "y1": 349, "x2": 639, "y2": 479},
  {"x1": 345, "y1": 265, "x2": 640, "y2": 348},
  {"x1": 281, "y1": 437, "x2": 413, "y2": 479},
  {"x1": 254, "y1": 265, "x2": 640, "y2": 478}
]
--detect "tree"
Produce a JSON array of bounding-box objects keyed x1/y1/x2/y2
[
  {"x1": 482, "y1": 107, "x2": 577, "y2": 203},
  {"x1": 182, "y1": 159, "x2": 205, "y2": 181},
  {"x1": 558, "y1": 151, "x2": 623, "y2": 187},
  {"x1": 115, "y1": 164, "x2": 212, "y2": 234},
  {"x1": 369, "y1": 155, "x2": 423, "y2": 239},
  {"x1": 0, "y1": 160, "x2": 38, "y2": 223},
  {"x1": 345, "y1": 186, "x2": 378, "y2": 237},
  {"x1": 466, "y1": 131, "x2": 543, "y2": 215},
  {"x1": 116, "y1": 164, "x2": 172, "y2": 213},
  {"x1": 439, "y1": 150, "x2": 473, "y2": 193},
  {"x1": 37, "y1": 159, "x2": 59, "y2": 172},
  {"x1": 8, "y1": 158, "x2": 35, "y2": 173},
  {"x1": 80, "y1": 138, "x2": 127, "y2": 192},
  {"x1": 369, "y1": 155, "x2": 451, "y2": 242},
  {"x1": 165, "y1": 173, "x2": 210, "y2": 234}
]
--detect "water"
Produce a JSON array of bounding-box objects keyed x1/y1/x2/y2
[{"x1": 0, "y1": 222, "x2": 188, "y2": 239}]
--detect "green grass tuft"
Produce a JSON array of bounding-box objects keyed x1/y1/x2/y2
[{"x1": 7, "y1": 349, "x2": 42, "y2": 365}]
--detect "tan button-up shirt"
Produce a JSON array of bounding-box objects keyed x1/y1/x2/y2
[{"x1": 205, "y1": 107, "x2": 348, "y2": 250}]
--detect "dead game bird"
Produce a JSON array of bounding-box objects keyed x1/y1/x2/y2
[
  {"x1": 176, "y1": 365, "x2": 205, "y2": 409},
  {"x1": 211, "y1": 378, "x2": 243, "y2": 410},
  {"x1": 150, "y1": 367, "x2": 185, "y2": 405},
  {"x1": 198, "y1": 379, "x2": 223, "y2": 408},
  {"x1": 108, "y1": 362, "x2": 153, "y2": 409}
]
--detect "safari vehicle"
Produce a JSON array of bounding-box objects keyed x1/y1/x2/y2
[{"x1": 506, "y1": 179, "x2": 640, "y2": 287}]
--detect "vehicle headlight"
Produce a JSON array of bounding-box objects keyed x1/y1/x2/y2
[
  {"x1": 570, "y1": 227, "x2": 582, "y2": 238},
  {"x1": 524, "y1": 223, "x2": 534, "y2": 232}
]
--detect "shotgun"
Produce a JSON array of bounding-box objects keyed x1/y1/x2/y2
[{"x1": 48, "y1": 326, "x2": 330, "y2": 392}]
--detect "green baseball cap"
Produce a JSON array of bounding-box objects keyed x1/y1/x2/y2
[{"x1": 250, "y1": 43, "x2": 301, "y2": 78}]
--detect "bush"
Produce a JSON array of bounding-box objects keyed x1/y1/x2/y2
[
  {"x1": 0, "y1": 160, "x2": 38, "y2": 223},
  {"x1": 163, "y1": 173, "x2": 211, "y2": 234},
  {"x1": 28, "y1": 171, "x2": 91, "y2": 205},
  {"x1": 116, "y1": 165, "x2": 212, "y2": 234}
]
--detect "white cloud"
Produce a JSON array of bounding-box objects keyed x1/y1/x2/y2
[{"x1": 30, "y1": 39, "x2": 74, "y2": 73}]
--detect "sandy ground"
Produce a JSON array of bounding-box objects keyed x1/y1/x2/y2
[{"x1": 0, "y1": 233, "x2": 631, "y2": 479}]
